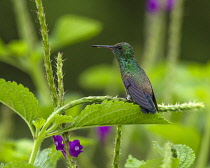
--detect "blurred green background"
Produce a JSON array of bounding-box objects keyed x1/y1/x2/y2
[
  {"x1": 0, "y1": 0, "x2": 210, "y2": 91},
  {"x1": 0, "y1": 0, "x2": 210, "y2": 167}
]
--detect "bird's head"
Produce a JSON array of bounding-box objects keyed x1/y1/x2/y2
[{"x1": 92, "y1": 42, "x2": 134, "y2": 59}]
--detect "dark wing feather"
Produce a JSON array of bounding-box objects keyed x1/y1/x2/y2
[
  {"x1": 152, "y1": 91, "x2": 158, "y2": 111},
  {"x1": 123, "y1": 77, "x2": 154, "y2": 110}
]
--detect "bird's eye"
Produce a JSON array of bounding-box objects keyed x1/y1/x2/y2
[{"x1": 117, "y1": 46, "x2": 122, "y2": 50}]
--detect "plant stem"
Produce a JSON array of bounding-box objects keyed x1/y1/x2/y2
[
  {"x1": 12, "y1": 0, "x2": 37, "y2": 50},
  {"x1": 142, "y1": 8, "x2": 165, "y2": 70},
  {"x1": 30, "y1": 63, "x2": 51, "y2": 105},
  {"x1": 34, "y1": 0, "x2": 58, "y2": 107},
  {"x1": 12, "y1": 0, "x2": 51, "y2": 106},
  {"x1": 29, "y1": 133, "x2": 45, "y2": 164},
  {"x1": 163, "y1": 0, "x2": 184, "y2": 102},
  {"x1": 113, "y1": 125, "x2": 122, "y2": 168},
  {"x1": 56, "y1": 52, "x2": 65, "y2": 108},
  {"x1": 195, "y1": 105, "x2": 210, "y2": 168}
]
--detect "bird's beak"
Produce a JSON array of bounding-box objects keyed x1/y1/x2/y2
[{"x1": 91, "y1": 45, "x2": 113, "y2": 49}]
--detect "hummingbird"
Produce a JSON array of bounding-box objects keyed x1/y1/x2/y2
[{"x1": 92, "y1": 42, "x2": 158, "y2": 114}]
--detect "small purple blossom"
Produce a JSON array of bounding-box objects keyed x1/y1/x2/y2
[
  {"x1": 52, "y1": 136, "x2": 83, "y2": 157},
  {"x1": 52, "y1": 135, "x2": 64, "y2": 151},
  {"x1": 52, "y1": 135, "x2": 66, "y2": 156},
  {"x1": 146, "y1": 0, "x2": 175, "y2": 13},
  {"x1": 69, "y1": 140, "x2": 83, "y2": 157},
  {"x1": 96, "y1": 126, "x2": 112, "y2": 143},
  {"x1": 146, "y1": 0, "x2": 160, "y2": 13}
]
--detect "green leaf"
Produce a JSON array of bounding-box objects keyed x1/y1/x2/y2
[
  {"x1": 161, "y1": 142, "x2": 176, "y2": 168},
  {"x1": 124, "y1": 156, "x2": 179, "y2": 168},
  {"x1": 153, "y1": 142, "x2": 195, "y2": 168},
  {"x1": 0, "y1": 39, "x2": 8, "y2": 56},
  {"x1": 34, "y1": 148, "x2": 62, "y2": 168},
  {"x1": 173, "y1": 144, "x2": 195, "y2": 168},
  {"x1": 54, "y1": 114, "x2": 74, "y2": 125},
  {"x1": 125, "y1": 155, "x2": 145, "y2": 168},
  {"x1": 141, "y1": 158, "x2": 179, "y2": 168},
  {"x1": 33, "y1": 118, "x2": 46, "y2": 131},
  {"x1": 71, "y1": 101, "x2": 170, "y2": 129},
  {"x1": 7, "y1": 40, "x2": 28, "y2": 57},
  {"x1": 34, "y1": 148, "x2": 52, "y2": 168},
  {"x1": 153, "y1": 141, "x2": 164, "y2": 156},
  {"x1": 50, "y1": 15, "x2": 102, "y2": 51},
  {"x1": 148, "y1": 124, "x2": 200, "y2": 153},
  {"x1": 0, "y1": 163, "x2": 5, "y2": 168},
  {"x1": 3, "y1": 161, "x2": 36, "y2": 168},
  {"x1": 0, "y1": 79, "x2": 40, "y2": 134},
  {"x1": 43, "y1": 149, "x2": 62, "y2": 168},
  {"x1": 0, "y1": 139, "x2": 33, "y2": 162}
]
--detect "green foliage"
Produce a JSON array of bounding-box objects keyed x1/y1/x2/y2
[
  {"x1": 71, "y1": 101, "x2": 170, "y2": 129},
  {"x1": 0, "y1": 163, "x2": 5, "y2": 168},
  {"x1": 50, "y1": 15, "x2": 102, "y2": 51},
  {"x1": 173, "y1": 144, "x2": 195, "y2": 168},
  {"x1": 161, "y1": 142, "x2": 178, "y2": 168},
  {"x1": 0, "y1": 39, "x2": 8, "y2": 56},
  {"x1": 125, "y1": 155, "x2": 145, "y2": 167},
  {"x1": 125, "y1": 142, "x2": 195, "y2": 168},
  {"x1": 148, "y1": 124, "x2": 200, "y2": 153},
  {"x1": 49, "y1": 114, "x2": 74, "y2": 132},
  {"x1": 0, "y1": 139, "x2": 33, "y2": 162},
  {"x1": 33, "y1": 118, "x2": 46, "y2": 131},
  {"x1": 0, "y1": 79, "x2": 40, "y2": 134},
  {"x1": 34, "y1": 148, "x2": 61, "y2": 168},
  {"x1": 7, "y1": 40, "x2": 28, "y2": 58},
  {"x1": 54, "y1": 114, "x2": 74, "y2": 125},
  {"x1": 125, "y1": 156, "x2": 179, "y2": 168},
  {"x1": 34, "y1": 149, "x2": 52, "y2": 168},
  {"x1": 1, "y1": 161, "x2": 36, "y2": 168},
  {"x1": 43, "y1": 150, "x2": 62, "y2": 168},
  {"x1": 144, "y1": 159, "x2": 179, "y2": 168}
]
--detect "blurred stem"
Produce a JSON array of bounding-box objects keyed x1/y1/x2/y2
[
  {"x1": 142, "y1": 8, "x2": 165, "y2": 70},
  {"x1": 12, "y1": 0, "x2": 50, "y2": 105},
  {"x1": 30, "y1": 63, "x2": 51, "y2": 105},
  {"x1": 34, "y1": 0, "x2": 58, "y2": 107},
  {"x1": 163, "y1": 0, "x2": 184, "y2": 102},
  {"x1": 113, "y1": 125, "x2": 122, "y2": 168},
  {"x1": 195, "y1": 106, "x2": 210, "y2": 168},
  {"x1": 12, "y1": 0, "x2": 37, "y2": 50}
]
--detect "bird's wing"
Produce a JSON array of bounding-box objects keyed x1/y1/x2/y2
[
  {"x1": 151, "y1": 89, "x2": 158, "y2": 111},
  {"x1": 123, "y1": 77, "x2": 154, "y2": 109}
]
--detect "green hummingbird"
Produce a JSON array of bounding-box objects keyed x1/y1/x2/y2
[{"x1": 92, "y1": 42, "x2": 158, "y2": 114}]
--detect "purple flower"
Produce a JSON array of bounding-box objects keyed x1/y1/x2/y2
[
  {"x1": 146, "y1": 0, "x2": 160, "y2": 13},
  {"x1": 69, "y1": 140, "x2": 83, "y2": 157},
  {"x1": 96, "y1": 126, "x2": 112, "y2": 143},
  {"x1": 146, "y1": 0, "x2": 175, "y2": 13},
  {"x1": 53, "y1": 136, "x2": 83, "y2": 157},
  {"x1": 52, "y1": 135, "x2": 66, "y2": 156},
  {"x1": 52, "y1": 135, "x2": 64, "y2": 150}
]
